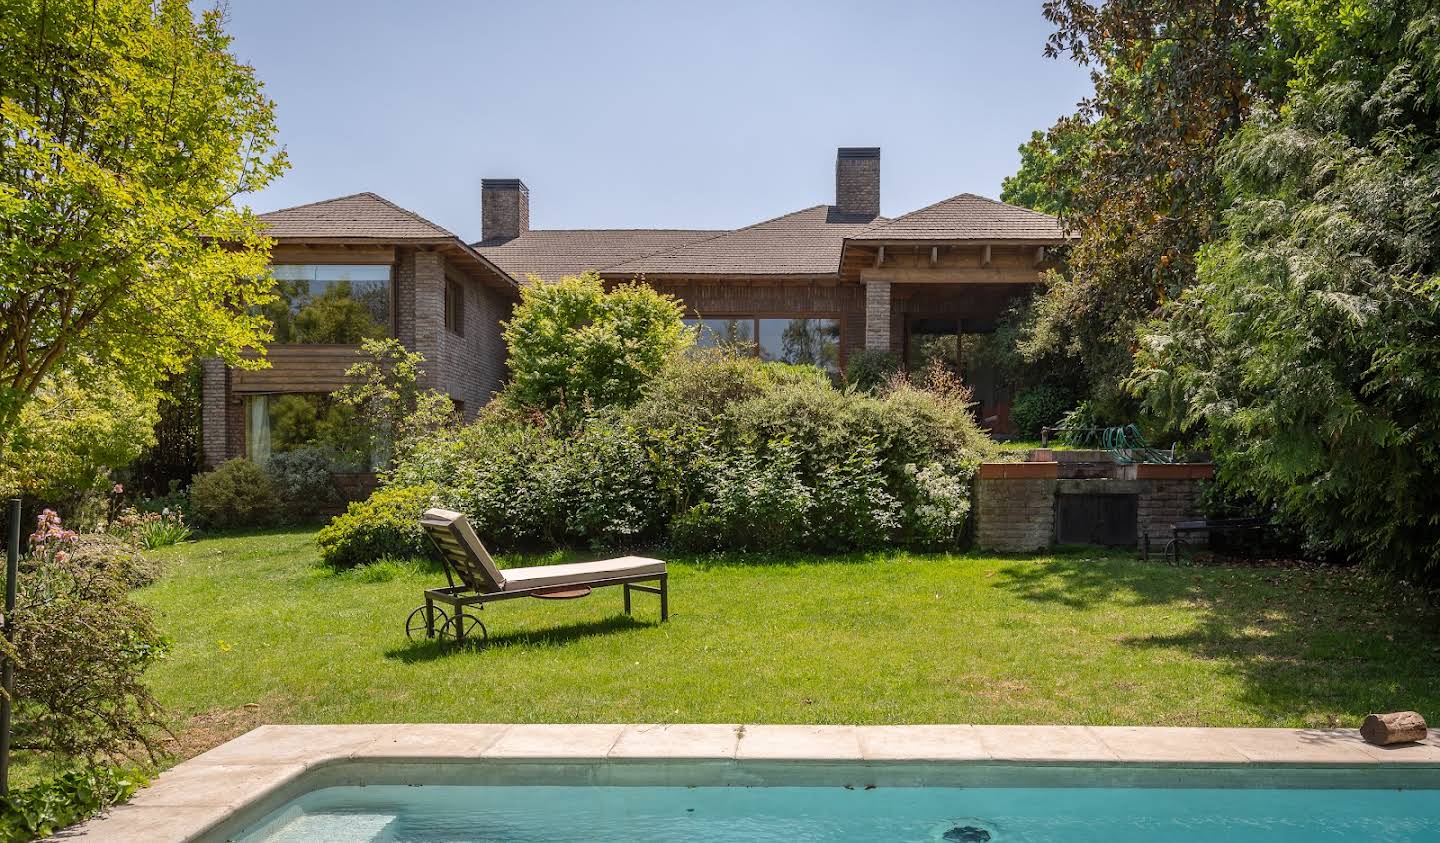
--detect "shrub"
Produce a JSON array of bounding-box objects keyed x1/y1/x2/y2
[
  {"x1": 264, "y1": 447, "x2": 337, "y2": 516},
  {"x1": 1010, "y1": 384, "x2": 1073, "y2": 439},
  {"x1": 502, "y1": 272, "x2": 691, "y2": 416},
  {"x1": 670, "y1": 445, "x2": 812, "y2": 552},
  {"x1": 11, "y1": 515, "x2": 168, "y2": 762},
  {"x1": 1056, "y1": 400, "x2": 1099, "y2": 447},
  {"x1": 559, "y1": 416, "x2": 663, "y2": 548},
  {"x1": 316, "y1": 484, "x2": 438, "y2": 569},
  {"x1": 188, "y1": 459, "x2": 278, "y2": 528},
  {"x1": 69, "y1": 533, "x2": 164, "y2": 588},
  {"x1": 0, "y1": 765, "x2": 146, "y2": 843},
  {"x1": 844, "y1": 349, "x2": 901, "y2": 393},
  {"x1": 108, "y1": 507, "x2": 191, "y2": 552},
  {"x1": 905, "y1": 462, "x2": 974, "y2": 548},
  {"x1": 396, "y1": 350, "x2": 994, "y2": 553},
  {"x1": 807, "y1": 441, "x2": 902, "y2": 550}
]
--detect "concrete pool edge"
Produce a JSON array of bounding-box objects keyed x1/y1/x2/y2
[{"x1": 60, "y1": 724, "x2": 1440, "y2": 842}]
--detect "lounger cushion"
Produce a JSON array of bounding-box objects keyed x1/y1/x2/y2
[{"x1": 501, "y1": 556, "x2": 667, "y2": 591}]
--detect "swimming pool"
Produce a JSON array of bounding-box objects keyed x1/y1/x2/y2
[
  {"x1": 64, "y1": 724, "x2": 1440, "y2": 842},
  {"x1": 233, "y1": 779, "x2": 1440, "y2": 842}
]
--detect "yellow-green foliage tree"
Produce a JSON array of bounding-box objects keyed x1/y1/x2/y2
[
  {"x1": 502, "y1": 272, "x2": 692, "y2": 420},
  {"x1": 0, "y1": 367, "x2": 160, "y2": 503},
  {"x1": 0, "y1": 0, "x2": 287, "y2": 451}
]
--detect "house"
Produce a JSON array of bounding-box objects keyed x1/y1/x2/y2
[{"x1": 200, "y1": 147, "x2": 1068, "y2": 478}]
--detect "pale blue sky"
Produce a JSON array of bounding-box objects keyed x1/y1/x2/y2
[{"x1": 225, "y1": 1, "x2": 1091, "y2": 239}]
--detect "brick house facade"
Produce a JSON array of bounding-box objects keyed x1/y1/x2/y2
[{"x1": 203, "y1": 147, "x2": 1069, "y2": 475}]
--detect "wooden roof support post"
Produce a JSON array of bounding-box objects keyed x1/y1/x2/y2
[
  {"x1": 930, "y1": 246, "x2": 938, "y2": 266},
  {"x1": 982, "y1": 244, "x2": 992, "y2": 267},
  {"x1": 874, "y1": 245, "x2": 885, "y2": 268},
  {"x1": 1035, "y1": 245, "x2": 1046, "y2": 266}
]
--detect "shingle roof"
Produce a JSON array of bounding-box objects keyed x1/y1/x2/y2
[
  {"x1": 474, "y1": 229, "x2": 721, "y2": 282},
  {"x1": 259, "y1": 192, "x2": 455, "y2": 240},
  {"x1": 606, "y1": 206, "x2": 884, "y2": 277},
  {"x1": 852, "y1": 193, "x2": 1066, "y2": 242}
]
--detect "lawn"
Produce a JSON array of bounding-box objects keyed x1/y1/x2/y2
[{"x1": 137, "y1": 528, "x2": 1440, "y2": 760}]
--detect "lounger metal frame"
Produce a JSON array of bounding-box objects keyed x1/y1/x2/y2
[{"x1": 412, "y1": 517, "x2": 669, "y2": 645}]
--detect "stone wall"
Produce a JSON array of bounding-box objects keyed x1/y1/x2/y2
[
  {"x1": 973, "y1": 461, "x2": 1211, "y2": 554},
  {"x1": 973, "y1": 463, "x2": 1058, "y2": 553}
]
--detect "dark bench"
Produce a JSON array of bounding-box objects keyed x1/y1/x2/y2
[{"x1": 1163, "y1": 517, "x2": 1271, "y2": 562}]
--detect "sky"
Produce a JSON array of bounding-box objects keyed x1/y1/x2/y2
[{"x1": 223, "y1": 0, "x2": 1093, "y2": 239}]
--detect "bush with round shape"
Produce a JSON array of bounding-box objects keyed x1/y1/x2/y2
[
  {"x1": 844, "y1": 349, "x2": 901, "y2": 393},
  {"x1": 265, "y1": 447, "x2": 337, "y2": 516},
  {"x1": 188, "y1": 459, "x2": 278, "y2": 528},
  {"x1": 315, "y1": 484, "x2": 439, "y2": 569},
  {"x1": 1010, "y1": 384, "x2": 1073, "y2": 439}
]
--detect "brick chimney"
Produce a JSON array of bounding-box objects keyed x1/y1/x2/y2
[
  {"x1": 835, "y1": 147, "x2": 880, "y2": 218},
  {"x1": 481, "y1": 178, "x2": 529, "y2": 242}
]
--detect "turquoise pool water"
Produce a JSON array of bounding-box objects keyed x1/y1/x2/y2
[{"x1": 235, "y1": 783, "x2": 1440, "y2": 842}]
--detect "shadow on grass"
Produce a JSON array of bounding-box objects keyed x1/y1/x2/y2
[
  {"x1": 384, "y1": 614, "x2": 654, "y2": 663},
  {"x1": 995, "y1": 555, "x2": 1440, "y2": 721},
  {"x1": 992, "y1": 551, "x2": 1195, "y2": 610}
]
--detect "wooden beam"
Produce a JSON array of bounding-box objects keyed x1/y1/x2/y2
[
  {"x1": 874, "y1": 245, "x2": 885, "y2": 268},
  {"x1": 982, "y1": 244, "x2": 992, "y2": 267},
  {"x1": 1035, "y1": 246, "x2": 1047, "y2": 266},
  {"x1": 930, "y1": 246, "x2": 938, "y2": 266},
  {"x1": 860, "y1": 266, "x2": 1047, "y2": 284}
]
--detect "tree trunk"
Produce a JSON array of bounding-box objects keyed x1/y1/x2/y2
[{"x1": 1360, "y1": 711, "x2": 1428, "y2": 745}]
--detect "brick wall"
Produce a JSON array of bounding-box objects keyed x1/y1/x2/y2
[
  {"x1": 433, "y1": 272, "x2": 512, "y2": 417},
  {"x1": 200, "y1": 359, "x2": 229, "y2": 468},
  {"x1": 412, "y1": 250, "x2": 445, "y2": 389},
  {"x1": 975, "y1": 477, "x2": 1057, "y2": 552},
  {"x1": 1136, "y1": 479, "x2": 1206, "y2": 550},
  {"x1": 835, "y1": 149, "x2": 880, "y2": 217},
  {"x1": 865, "y1": 281, "x2": 891, "y2": 351},
  {"x1": 973, "y1": 462, "x2": 1209, "y2": 553}
]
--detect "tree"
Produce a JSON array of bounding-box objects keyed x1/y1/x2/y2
[
  {"x1": 335, "y1": 338, "x2": 455, "y2": 472},
  {"x1": 0, "y1": 0, "x2": 287, "y2": 450},
  {"x1": 502, "y1": 272, "x2": 691, "y2": 419},
  {"x1": 0, "y1": 367, "x2": 160, "y2": 505},
  {"x1": 1006, "y1": 0, "x2": 1277, "y2": 415},
  {"x1": 1000, "y1": 122, "x2": 1092, "y2": 217},
  {"x1": 1132, "y1": 0, "x2": 1440, "y2": 583}
]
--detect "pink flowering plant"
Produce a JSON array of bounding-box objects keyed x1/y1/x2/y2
[{"x1": 28, "y1": 509, "x2": 79, "y2": 565}]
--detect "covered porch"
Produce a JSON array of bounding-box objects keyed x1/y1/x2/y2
[{"x1": 842, "y1": 238, "x2": 1059, "y2": 436}]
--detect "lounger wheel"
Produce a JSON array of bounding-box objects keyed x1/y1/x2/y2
[
  {"x1": 438, "y1": 614, "x2": 487, "y2": 646},
  {"x1": 1164, "y1": 538, "x2": 1187, "y2": 564},
  {"x1": 405, "y1": 605, "x2": 449, "y2": 641}
]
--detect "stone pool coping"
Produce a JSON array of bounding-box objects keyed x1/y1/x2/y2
[{"x1": 61, "y1": 723, "x2": 1440, "y2": 842}]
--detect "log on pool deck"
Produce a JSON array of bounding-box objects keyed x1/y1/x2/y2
[{"x1": 1360, "y1": 711, "x2": 1429, "y2": 745}]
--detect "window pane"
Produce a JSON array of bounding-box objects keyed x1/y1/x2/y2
[
  {"x1": 262, "y1": 393, "x2": 374, "y2": 471},
  {"x1": 266, "y1": 264, "x2": 392, "y2": 343},
  {"x1": 758, "y1": 318, "x2": 840, "y2": 374},
  {"x1": 684, "y1": 318, "x2": 755, "y2": 350}
]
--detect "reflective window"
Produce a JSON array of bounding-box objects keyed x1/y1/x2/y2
[
  {"x1": 683, "y1": 316, "x2": 841, "y2": 375},
  {"x1": 687, "y1": 318, "x2": 755, "y2": 350},
  {"x1": 266, "y1": 264, "x2": 392, "y2": 344},
  {"x1": 758, "y1": 318, "x2": 840, "y2": 373},
  {"x1": 245, "y1": 393, "x2": 375, "y2": 471}
]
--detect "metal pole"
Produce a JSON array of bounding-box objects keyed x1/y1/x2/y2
[{"x1": 1, "y1": 497, "x2": 19, "y2": 796}]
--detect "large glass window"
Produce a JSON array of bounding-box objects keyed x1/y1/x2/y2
[
  {"x1": 244, "y1": 393, "x2": 375, "y2": 471},
  {"x1": 683, "y1": 316, "x2": 840, "y2": 375},
  {"x1": 265, "y1": 264, "x2": 392, "y2": 344},
  {"x1": 758, "y1": 318, "x2": 840, "y2": 372}
]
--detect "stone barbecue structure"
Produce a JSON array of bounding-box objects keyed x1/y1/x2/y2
[{"x1": 973, "y1": 451, "x2": 1215, "y2": 553}]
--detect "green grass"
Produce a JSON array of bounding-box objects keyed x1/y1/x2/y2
[{"x1": 136, "y1": 528, "x2": 1440, "y2": 753}]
